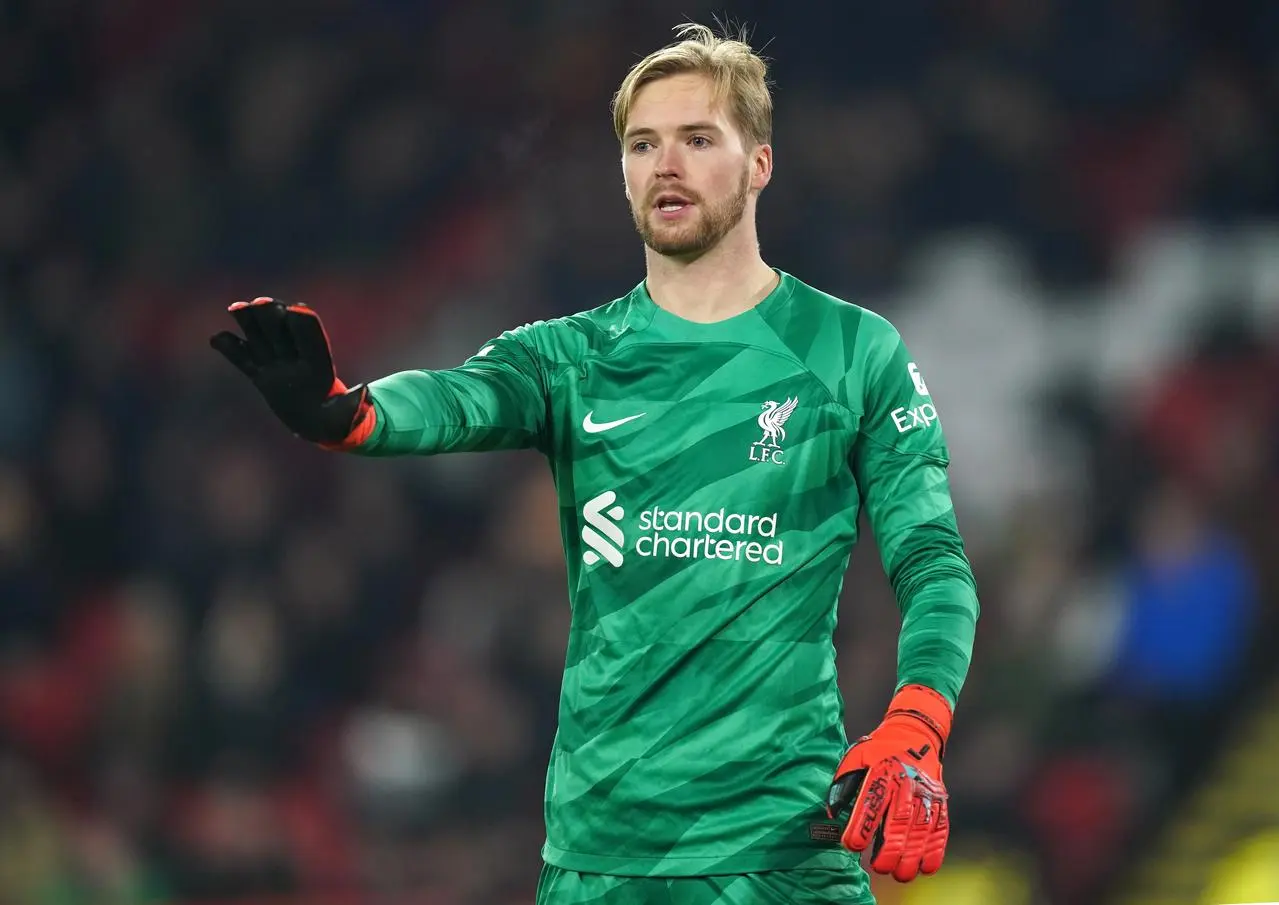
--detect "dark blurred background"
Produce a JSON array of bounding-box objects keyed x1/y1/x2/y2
[{"x1": 2, "y1": 1, "x2": 1278, "y2": 903}]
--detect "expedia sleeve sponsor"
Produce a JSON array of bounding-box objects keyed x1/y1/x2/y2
[
  {"x1": 891, "y1": 402, "x2": 939, "y2": 434},
  {"x1": 854, "y1": 320, "x2": 950, "y2": 461}
]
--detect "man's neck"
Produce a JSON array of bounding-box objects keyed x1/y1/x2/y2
[{"x1": 644, "y1": 232, "x2": 779, "y2": 324}]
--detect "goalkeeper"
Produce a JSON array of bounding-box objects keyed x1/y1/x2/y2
[{"x1": 212, "y1": 22, "x2": 978, "y2": 905}]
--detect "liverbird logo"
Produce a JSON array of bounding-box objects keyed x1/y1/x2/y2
[
  {"x1": 757, "y1": 398, "x2": 799, "y2": 446},
  {"x1": 750, "y1": 397, "x2": 798, "y2": 466}
]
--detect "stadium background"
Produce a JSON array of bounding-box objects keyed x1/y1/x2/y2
[{"x1": 2, "y1": 0, "x2": 1278, "y2": 902}]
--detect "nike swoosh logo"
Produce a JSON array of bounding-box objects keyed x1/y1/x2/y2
[{"x1": 582, "y1": 411, "x2": 646, "y2": 434}]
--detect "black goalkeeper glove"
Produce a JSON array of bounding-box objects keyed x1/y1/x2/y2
[{"x1": 209, "y1": 297, "x2": 375, "y2": 448}]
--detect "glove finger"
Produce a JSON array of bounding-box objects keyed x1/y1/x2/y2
[
  {"x1": 889, "y1": 766, "x2": 948, "y2": 881},
  {"x1": 869, "y1": 767, "x2": 916, "y2": 876},
  {"x1": 827, "y1": 766, "x2": 866, "y2": 819},
  {"x1": 209, "y1": 331, "x2": 259, "y2": 378},
  {"x1": 920, "y1": 797, "x2": 949, "y2": 875},
  {"x1": 230, "y1": 298, "x2": 294, "y2": 363},
  {"x1": 842, "y1": 761, "x2": 894, "y2": 854},
  {"x1": 283, "y1": 304, "x2": 336, "y2": 384},
  {"x1": 889, "y1": 796, "x2": 933, "y2": 882},
  {"x1": 256, "y1": 297, "x2": 299, "y2": 360}
]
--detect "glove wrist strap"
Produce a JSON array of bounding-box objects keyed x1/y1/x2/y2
[
  {"x1": 885, "y1": 684, "x2": 953, "y2": 757},
  {"x1": 318, "y1": 386, "x2": 377, "y2": 451}
]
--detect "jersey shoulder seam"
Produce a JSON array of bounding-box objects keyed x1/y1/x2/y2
[
  {"x1": 855, "y1": 425, "x2": 950, "y2": 464},
  {"x1": 757, "y1": 280, "x2": 905, "y2": 423},
  {"x1": 513, "y1": 294, "x2": 645, "y2": 379},
  {"x1": 753, "y1": 306, "x2": 863, "y2": 420}
]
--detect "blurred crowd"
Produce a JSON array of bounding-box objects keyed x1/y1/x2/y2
[{"x1": 1, "y1": 1, "x2": 1278, "y2": 903}]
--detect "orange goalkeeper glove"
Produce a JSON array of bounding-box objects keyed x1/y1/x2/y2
[{"x1": 826, "y1": 684, "x2": 952, "y2": 882}]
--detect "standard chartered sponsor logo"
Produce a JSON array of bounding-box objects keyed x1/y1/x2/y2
[
  {"x1": 581, "y1": 491, "x2": 625, "y2": 567},
  {"x1": 637, "y1": 506, "x2": 784, "y2": 564},
  {"x1": 581, "y1": 491, "x2": 784, "y2": 568}
]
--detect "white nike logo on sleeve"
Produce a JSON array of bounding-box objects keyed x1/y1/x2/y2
[{"x1": 582, "y1": 411, "x2": 646, "y2": 434}]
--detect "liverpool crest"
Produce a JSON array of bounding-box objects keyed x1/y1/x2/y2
[{"x1": 749, "y1": 397, "x2": 798, "y2": 466}]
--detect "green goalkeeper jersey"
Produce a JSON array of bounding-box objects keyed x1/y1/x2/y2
[{"x1": 353, "y1": 270, "x2": 979, "y2": 879}]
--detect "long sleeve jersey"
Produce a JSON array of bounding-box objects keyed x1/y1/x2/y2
[{"x1": 350, "y1": 270, "x2": 979, "y2": 882}]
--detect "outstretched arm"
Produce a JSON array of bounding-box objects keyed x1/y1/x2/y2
[{"x1": 357, "y1": 330, "x2": 548, "y2": 456}]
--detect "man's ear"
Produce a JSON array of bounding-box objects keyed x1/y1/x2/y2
[{"x1": 752, "y1": 143, "x2": 773, "y2": 192}]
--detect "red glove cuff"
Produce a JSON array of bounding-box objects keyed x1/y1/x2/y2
[
  {"x1": 884, "y1": 684, "x2": 953, "y2": 756},
  {"x1": 318, "y1": 385, "x2": 377, "y2": 451}
]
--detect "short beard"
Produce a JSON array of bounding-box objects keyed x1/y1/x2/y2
[{"x1": 633, "y1": 167, "x2": 752, "y2": 258}]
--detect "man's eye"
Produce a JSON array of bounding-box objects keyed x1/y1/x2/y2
[
  {"x1": 632, "y1": 140, "x2": 652, "y2": 153},
  {"x1": 690, "y1": 135, "x2": 711, "y2": 148}
]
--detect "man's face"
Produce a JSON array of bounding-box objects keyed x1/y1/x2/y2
[{"x1": 621, "y1": 73, "x2": 769, "y2": 258}]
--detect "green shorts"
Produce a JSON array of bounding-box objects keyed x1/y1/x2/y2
[{"x1": 536, "y1": 863, "x2": 875, "y2": 905}]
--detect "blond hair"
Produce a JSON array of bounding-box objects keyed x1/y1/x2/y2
[{"x1": 611, "y1": 22, "x2": 772, "y2": 148}]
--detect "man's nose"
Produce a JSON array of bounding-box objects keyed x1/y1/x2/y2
[{"x1": 654, "y1": 143, "x2": 683, "y2": 179}]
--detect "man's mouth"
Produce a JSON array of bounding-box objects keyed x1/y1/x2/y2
[{"x1": 654, "y1": 193, "x2": 694, "y2": 213}]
